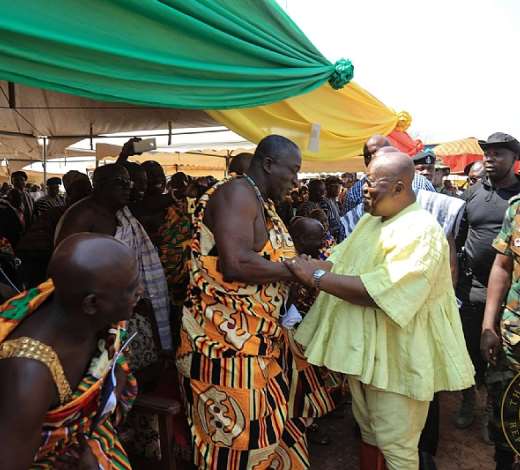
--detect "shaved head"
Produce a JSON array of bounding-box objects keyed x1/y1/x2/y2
[
  {"x1": 228, "y1": 153, "x2": 253, "y2": 175},
  {"x1": 363, "y1": 152, "x2": 416, "y2": 219},
  {"x1": 49, "y1": 233, "x2": 140, "y2": 326},
  {"x1": 252, "y1": 135, "x2": 300, "y2": 165},
  {"x1": 374, "y1": 146, "x2": 399, "y2": 157},
  {"x1": 289, "y1": 217, "x2": 325, "y2": 257},
  {"x1": 289, "y1": 217, "x2": 324, "y2": 239},
  {"x1": 247, "y1": 134, "x2": 301, "y2": 202},
  {"x1": 363, "y1": 135, "x2": 391, "y2": 167},
  {"x1": 470, "y1": 160, "x2": 484, "y2": 172},
  {"x1": 467, "y1": 160, "x2": 485, "y2": 186},
  {"x1": 370, "y1": 152, "x2": 416, "y2": 187}
]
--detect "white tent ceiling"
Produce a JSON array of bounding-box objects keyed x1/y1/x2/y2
[
  {"x1": 0, "y1": 80, "x2": 217, "y2": 165},
  {"x1": 0, "y1": 81, "x2": 367, "y2": 177}
]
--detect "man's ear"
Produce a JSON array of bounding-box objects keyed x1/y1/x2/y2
[
  {"x1": 82, "y1": 294, "x2": 97, "y2": 316},
  {"x1": 263, "y1": 156, "x2": 273, "y2": 175},
  {"x1": 394, "y1": 180, "x2": 404, "y2": 195}
]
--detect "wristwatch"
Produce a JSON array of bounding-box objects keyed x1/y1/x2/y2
[{"x1": 312, "y1": 269, "x2": 327, "y2": 289}]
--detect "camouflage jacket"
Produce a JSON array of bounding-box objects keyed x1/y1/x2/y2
[{"x1": 493, "y1": 195, "x2": 520, "y2": 370}]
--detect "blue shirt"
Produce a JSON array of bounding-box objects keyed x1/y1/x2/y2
[
  {"x1": 345, "y1": 174, "x2": 435, "y2": 212},
  {"x1": 342, "y1": 174, "x2": 436, "y2": 236}
]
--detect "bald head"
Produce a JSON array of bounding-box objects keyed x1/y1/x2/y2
[
  {"x1": 49, "y1": 233, "x2": 140, "y2": 326},
  {"x1": 370, "y1": 152, "x2": 415, "y2": 186},
  {"x1": 363, "y1": 152, "x2": 416, "y2": 218},
  {"x1": 374, "y1": 146, "x2": 399, "y2": 157},
  {"x1": 228, "y1": 153, "x2": 253, "y2": 175},
  {"x1": 290, "y1": 216, "x2": 324, "y2": 238},
  {"x1": 363, "y1": 135, "x2": 391, "y2": 166},
  {"x1": 289, "y1": 216, "x2": 325, "y2": 257},
  {"x1": 468, "y1": 161, "x2": 485, "y2": 185}
]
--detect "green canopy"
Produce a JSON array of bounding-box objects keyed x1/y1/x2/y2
[{"x1": 0, "y1": 0, "x2": 353, "y2": 109}]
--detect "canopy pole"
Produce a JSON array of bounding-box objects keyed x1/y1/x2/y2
[
  {"x1": 225, "y1": 150, "x2": 231, "y2": 177},
  {"x1": 168, "y1": 121, "x2": 173, "y2": 145},
  {"x1": 43, "y1": 137, "x2": 48, "y2": 183},
  {"x1": 7, "y1": 82, "x2": 16, "y2": 109}
]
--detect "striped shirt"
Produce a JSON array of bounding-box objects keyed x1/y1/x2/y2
[
  {"x1": 345, "y1": 174, "x2": 435, "y2": 212},
  {"x1": 34, "y1": 195, "x2": 66, "y2": 218},
  {"x1": 342, "y1": 174, "x2": 436, "y2": 237}
]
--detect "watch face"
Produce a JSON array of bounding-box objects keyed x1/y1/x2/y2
[{"x1": 313, "y1": 269, "x2": 327, "y2": 279}]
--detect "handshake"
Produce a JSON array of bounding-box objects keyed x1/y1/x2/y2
[{"x1": 284, "y1": 254, "x2": 332, "y2": 288}]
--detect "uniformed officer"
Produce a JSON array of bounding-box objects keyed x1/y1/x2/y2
[
  {"x1": 413, "y1": 148, "x2": 436, "y2": 182},
  {"x1": 481, "y1": 192, "x2": 520, "y2": 469}
]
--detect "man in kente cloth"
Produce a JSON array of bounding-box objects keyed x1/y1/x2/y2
[
  {"x1": 288, "y1": 152, "x2": 474, "y2": 470},
  {"x1": 56, "y1": 164, "x2": 171, "y2": 366},
  {"x1": 0, "y1": 233, "x2": 141, "y2": 469},
  {"x1": 176, "y1": 135, "x2": 334, "y2": 469}
]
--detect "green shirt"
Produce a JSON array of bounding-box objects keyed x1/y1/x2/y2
[
  {"x1": 294, "y1": 202, "x2": 474, "y2": 401},
  {"x1": 492, "y1": 196, "x2": 520, "y2": 370}
]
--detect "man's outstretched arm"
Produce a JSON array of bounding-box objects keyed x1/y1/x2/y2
[{"x1": 285, "y1": 256, "x2": 376, "y2": 307}]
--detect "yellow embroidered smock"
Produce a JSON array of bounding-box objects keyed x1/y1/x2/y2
[{"x1": 295, "y1": 202, "x2": 474, "y2": 401}]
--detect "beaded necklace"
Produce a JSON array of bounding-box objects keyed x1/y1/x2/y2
[
  {"x1": 242, "y1": 174, "x2": 289, "y2": 249},
  {"x1": 243, "y1": 173, "x2": 268, "y2": 229}
]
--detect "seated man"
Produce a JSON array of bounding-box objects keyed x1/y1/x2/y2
[
  {"x1": 55, "y1": 164, "x2": 171, "y2": 364},
  {"x1": 0, "y1": 233, "x2": 141, "y2": 470},
  {"x1": 289, "y1": 152, "x2": 474, "y2": 470}
]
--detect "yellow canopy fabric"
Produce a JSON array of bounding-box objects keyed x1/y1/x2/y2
[{"x1": 208, "y1": 82, "x2": 408, "y2": 162}]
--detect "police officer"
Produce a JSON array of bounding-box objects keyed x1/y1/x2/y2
[{"x1": 413, "y1": 148, "x2": 436, "y2": 183}]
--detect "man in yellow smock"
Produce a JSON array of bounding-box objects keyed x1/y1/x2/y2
[{"x1": 286, "y1": 152, "x2": 474, "y2": 470}]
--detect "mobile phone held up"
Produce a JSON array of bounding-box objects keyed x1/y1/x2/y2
[{"x1": 132, "y1": 138, "x2": 157, "y2": 154}]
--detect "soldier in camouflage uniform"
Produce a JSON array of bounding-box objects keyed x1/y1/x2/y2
[{"x1": 482, "y1": 193, "x2": 520, "y2": 469}]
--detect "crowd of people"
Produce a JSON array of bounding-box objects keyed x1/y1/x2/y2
[{"x1": 0, "y1": 131, "x2": 518, "y2": 470}]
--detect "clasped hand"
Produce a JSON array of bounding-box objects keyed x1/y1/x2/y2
[{"x1": 284, "y1": 255, "x2": 331, "y2": 288}]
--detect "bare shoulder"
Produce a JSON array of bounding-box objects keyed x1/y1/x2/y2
[
  {"x1": 206, "y1": 179, "x2": 257, "y2": 219},
  {"x1": 0, "y1": 358, "x2": 56, "y2": 467},
  {"x1": 211, "y1": 179, "x2": 255, "y2": 204},
  {"x1": 0, "y1": 357, "x2": 56, "y2": 415},
  {"x1": 62, "y1": 196, "x2": 97, "y2": 219},
  {"x1": 55, "y1": 197, "x2": 99, "y2": 243}
]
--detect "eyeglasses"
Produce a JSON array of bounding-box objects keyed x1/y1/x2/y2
[{"x1": 364, "y1": 176, "x2": 397, "y2": 188}]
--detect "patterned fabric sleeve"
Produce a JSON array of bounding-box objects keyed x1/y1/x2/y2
[{"x1": 492, "y1": 203, "x2": 516, "y2": 257}]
